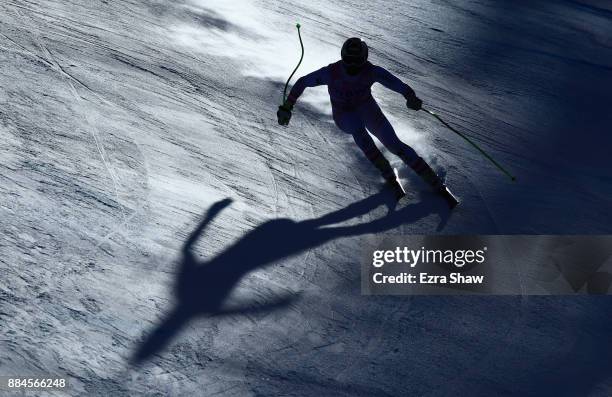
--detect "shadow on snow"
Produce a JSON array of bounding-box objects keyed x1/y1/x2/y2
[{"x1": 131, "y1": 189, "x2": 449, "y2": 364}]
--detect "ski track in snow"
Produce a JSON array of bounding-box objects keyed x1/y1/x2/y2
[
  {"x1": 9, "y1": 4, "x2": 127, "y2": 222},
  {"x1": 1, "y1": 0, "x2": 612, "y2": 395}
]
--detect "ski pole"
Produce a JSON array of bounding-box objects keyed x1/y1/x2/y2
[
  {"x1": 421, "y1": 107, "x2": 516, "y2": 181},
  {"x1": 282, "y1": 23, "x2": 304, "y2": 104}
]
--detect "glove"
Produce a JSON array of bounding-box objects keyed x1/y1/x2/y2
[
  {"x1": 277, "y1": 102, "x2": 293, "y2": 126},
  {"x1": 406, "y1": 95, "x2": 423, "y2": 111}
]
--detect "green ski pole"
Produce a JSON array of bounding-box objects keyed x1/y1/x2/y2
[
  {"x1": 422, "y1": 107, "x2": 516, "y2": 181},
  {"x1": 282, "y1": 23, "x2": 304, "y2": 104}
]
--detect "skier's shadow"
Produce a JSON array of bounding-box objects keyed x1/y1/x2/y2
[{"x1": 131, "y1": 190, "x2": 447, "y2": 364}]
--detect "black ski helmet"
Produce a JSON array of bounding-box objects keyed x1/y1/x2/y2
[{"x1": 341, "y1": 38, "x2": 368, "y2": 74}]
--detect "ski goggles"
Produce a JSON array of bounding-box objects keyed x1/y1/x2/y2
[{"x1": 342, "y1": 56, "x2": 366, "y2": 67}]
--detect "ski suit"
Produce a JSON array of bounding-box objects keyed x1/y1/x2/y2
[{"x1": 287, "y1": 61, "x2": 433, "y2": 183}]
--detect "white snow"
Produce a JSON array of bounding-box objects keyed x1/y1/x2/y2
[{"x1": 1, "y1": 0, "x2": 611, "y2": 395}]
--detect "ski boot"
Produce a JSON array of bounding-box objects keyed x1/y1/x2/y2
[{"x1": 367, "y1": 151, "x2": 406, "y2": 201}]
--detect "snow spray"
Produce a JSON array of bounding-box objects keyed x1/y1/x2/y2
[{"x1": 422, "y1": 107, "x2": 516, "y2": 181}]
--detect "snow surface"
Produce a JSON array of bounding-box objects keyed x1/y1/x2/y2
[{"x1": 1, "y1": 0, "x2": 612, "y2": 395}]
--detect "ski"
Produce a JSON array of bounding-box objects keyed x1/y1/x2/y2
[
  {"x1": 392, "y1": 168, "x2": 407, "y2": 201},
  {"x1": 439, "y1": 185, "x2": 459, "y2": 209}
]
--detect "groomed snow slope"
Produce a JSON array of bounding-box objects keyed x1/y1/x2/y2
[{"x1": 1, "y1": 0, "x2": 611, "y2": 395}]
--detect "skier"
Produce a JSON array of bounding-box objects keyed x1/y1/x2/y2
[{"x1": 277, "y1": 37, "x2": 457, "y2": 208}]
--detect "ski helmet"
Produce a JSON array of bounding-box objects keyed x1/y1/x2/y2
[{"x1": 341, "y1": 38, "x2": 368, "y2": 74}]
